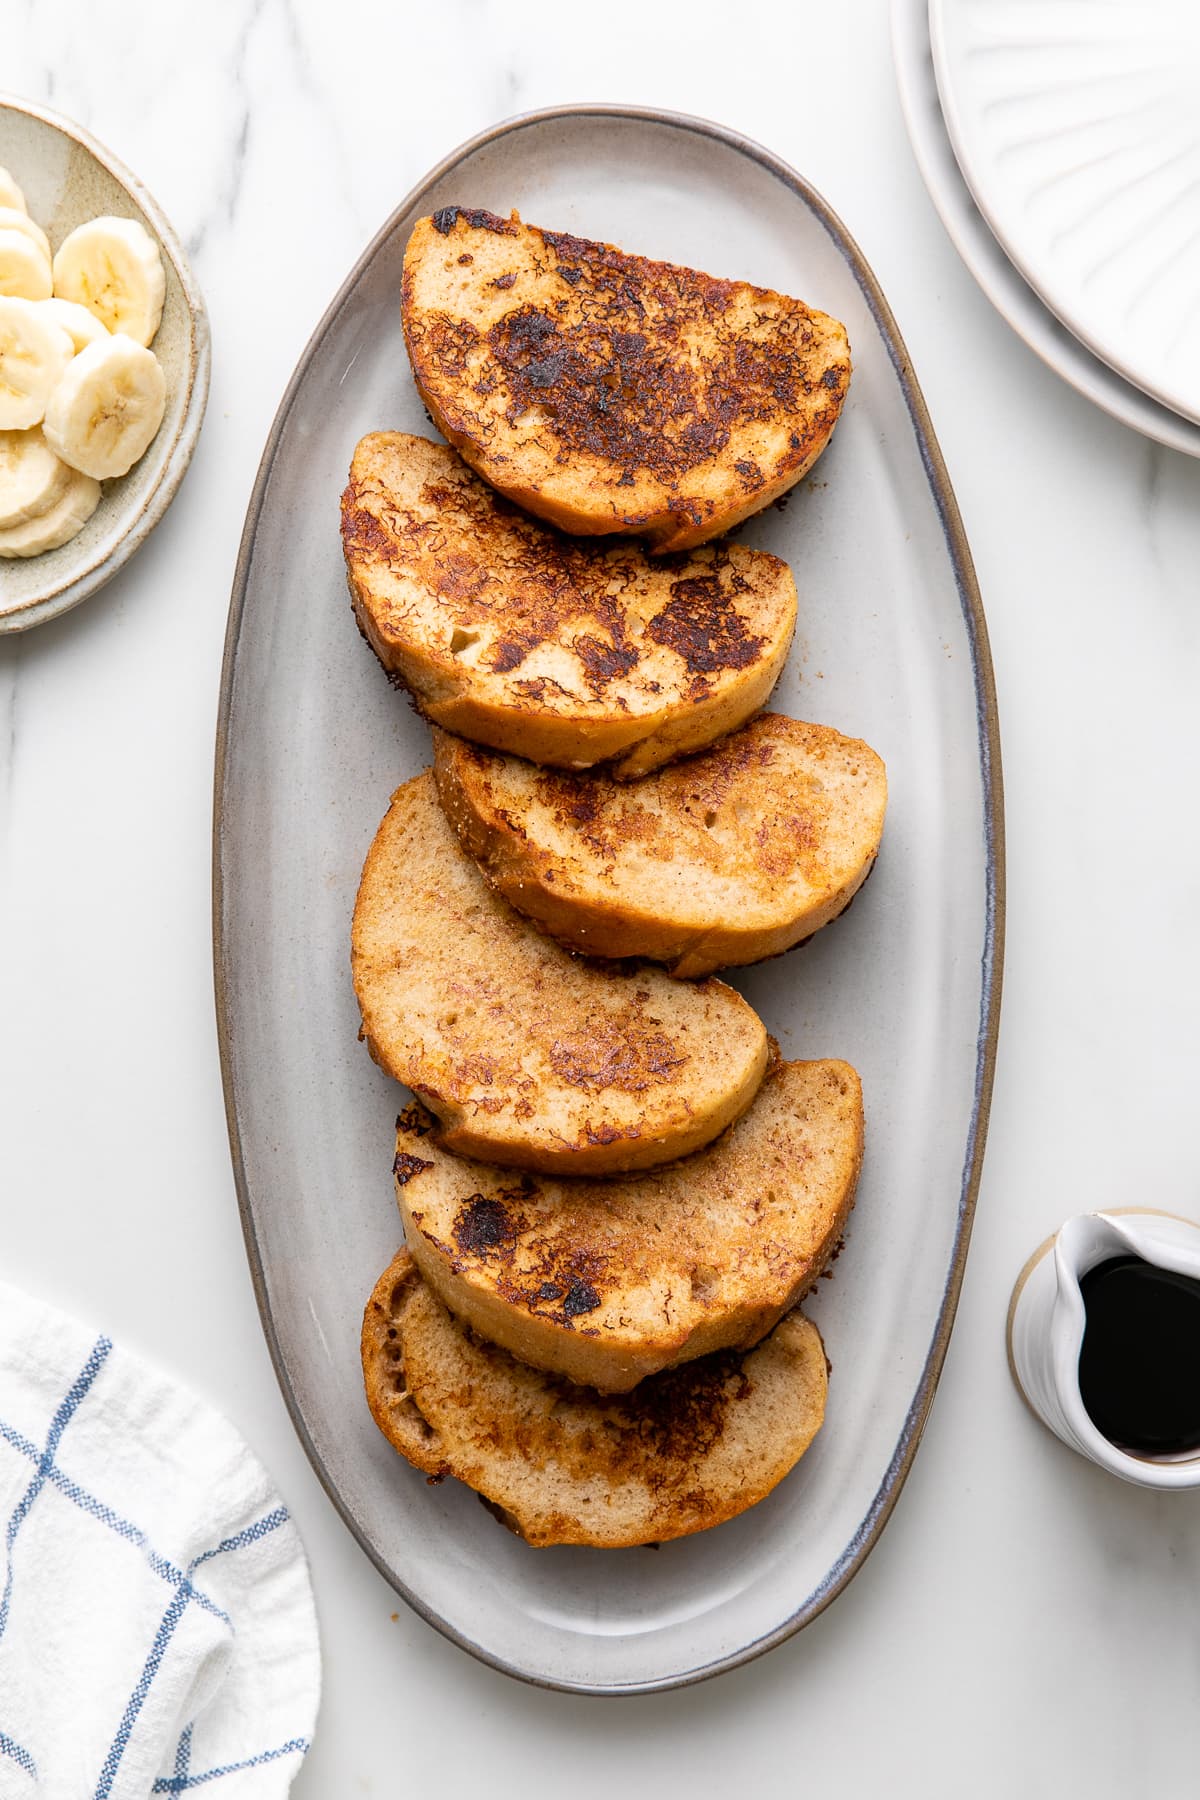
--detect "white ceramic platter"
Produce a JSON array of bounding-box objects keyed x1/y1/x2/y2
[
  {"x1": 929, "y1": 0, "x2": 1200, "y2": 427},
  {"x1": 892, "y1": 0, "x2": 1200, "y2": 459},
  {"x1": 0, "y1": 94, "x2": 209, "y2": 633},
  {"x1": 215, "y1": 106, "x2": 1003, "y2": 1694}
]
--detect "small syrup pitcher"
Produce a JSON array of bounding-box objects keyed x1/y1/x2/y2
[{"x1": 1006, "y1": 1209, "x2": 1200, "y2": 1490}]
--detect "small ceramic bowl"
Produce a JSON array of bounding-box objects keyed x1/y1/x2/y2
[
  {"x1": 0, "y1": 93, "x2": 210, "y2": 633},
  {"x1": 1007, "y1": 1208, "x2": 1200, "y2": 1490}
]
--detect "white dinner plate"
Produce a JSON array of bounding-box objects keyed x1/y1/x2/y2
[
  {"x1": 929, "y1": 0, "x2": 1200, "y2": 427},
  {"x1": 214, "y1": 106, "x2": 1003, "y2": 1693},
  {"x1": 892, "y1": 0, "x2": 1200, "y2": 459}
]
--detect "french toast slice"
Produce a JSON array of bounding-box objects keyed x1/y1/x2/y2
[
  {"x1": 401, "y1": 209, "x2": 851, "y2": 553},
  {"x1": 393, "y1": 1057, "x2": 862, "y2": 1392},
  {"x1": 341, "y1": 433, "x2": 796, "y2": 778},
  {"x1": 352, "y1": 771, "x2": 769, "y2": 1175},
  {"x1": 362, "y1": 1249, "x2": 829, "y2": 1548},
  {"x1": 433, "y1": 714, "x2": 887, "y2": 978}
]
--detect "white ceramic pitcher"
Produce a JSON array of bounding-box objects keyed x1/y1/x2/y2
[{"x1": 1006, "y1": 1209, "x2": 1200, "y2": 1490}]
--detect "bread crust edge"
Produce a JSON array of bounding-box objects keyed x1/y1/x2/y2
[
  {"x1": 348, "y1": 572, "x2": 793, "y2": 778},
  {"x1": 397, "y1": 1061, "x2": 864, "y2": 1391},
  {"x1": 432, "y1": 726, "x2": 884, "y2": 975},
  {"x1": 362, "y1": 1249, "x2": 832, "y2": 1547},
  {"x1": 413, "y1": 378, "x2": 844, "y2": 556}
]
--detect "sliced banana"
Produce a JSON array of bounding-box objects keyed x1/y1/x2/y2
[
  {"x1": 0, "y1": 463, "x2": 100, "y2": 557},
  {"x1": 52, "y1": 216, "x2": 165, "y2": 346},
  {"x1": 0, "y1": 426, "x2": 73, "y2": 528},
  {"x1": 40, "y1": 296, "x2": 110, "y2": 352},
  {"x1": 0, "y1": 296, "x2": 73, "y2": 428},
  {"x1": 43, "y1": 332, "x2": 166, "y2": 479},
  {"x1": 0, "y1": 208, "x2": 51, "y2": 262},
  {"x1": 0, "y1": 229, "x2": 53, "y2": 301},
  {"x1": 0, "y1": 168, "x2": 26, "y2": 213}
]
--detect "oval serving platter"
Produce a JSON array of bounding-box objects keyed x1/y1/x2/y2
[{"x1": 215, "y1": 106, "x2": 1004, "y2": 1695}]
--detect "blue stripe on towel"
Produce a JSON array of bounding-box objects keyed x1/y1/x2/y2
[
  {"x1": 0, "y1": 1730, "x2": 36, "y2": 1778},
  {"x1": 150, "y1": 1738, "x2": 309, "y2": 1792},
  {"x1": 0, "y1": 1337, "x2": 110, "y2": 1641},
  {"x1": 188, "y1": 1506, "x2": 288, "y2": 1573},
  {"x1": 172, "y1": 1723, "x2": 193, "y2": 1786},
  {"x1": 94, "y1": 1508, "x2": 299, "y2": 1797},
  {"x1": 0, "y1": 1420, "x2": 47, "y2": 1462},
  {"x1": 0, "y1": 1416, "x2": 230, "y2": 1626},
  {"x1": 93, "y1": 1586, "x2": 194, "y2": 1799},
  {"x1": 0, "y1": 1348, "x2": 309, "y2": 1795}
]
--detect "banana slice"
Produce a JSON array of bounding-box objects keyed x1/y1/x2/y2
[
  {"x1": 0, "y1": 464, "x2": 100, "y2": 557},
  {"x1": 0, "y1": 296, "x2": 73, "y2": 428},
  {"x1": 40, "y1": 297, "x2": 110, "y2": 352},
  {"x1": 52, "y1": 216, "x2": 165, "y2": 346},
  {"x1": 0, "y1": 426, "x2": 73, "y2": 528},
  {"x1": 43, "y1": 333, "x2": 166, "y2": 479},
  {"x1": 0, "y1": 229, "x2": 53, "y2": 301},
  {"x1": 0, "y1": 169, "x2": 27, "y2": 213},
  {"x1": 0, "y1": 208, "x2": 51, "y2": 262}
]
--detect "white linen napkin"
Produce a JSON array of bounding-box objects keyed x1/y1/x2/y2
[{"x1": 0, "y1": 1279, "x2": 320, "y2": 1799}]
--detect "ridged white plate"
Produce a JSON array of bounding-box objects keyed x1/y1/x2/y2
[
  {"x1": 929, "y1": 0, "x2": 1200, "y2": 426},
  {"x1": 215, "y1": 106, "x2": 1002, "y2": 1694},
  {"x1": 892, "y1": 0, "x2": 1200, "y2": 458}
]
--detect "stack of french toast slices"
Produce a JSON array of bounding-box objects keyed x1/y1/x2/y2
[{"x1": 343, "y1": 207, "x2": 887, "y2": 1549}]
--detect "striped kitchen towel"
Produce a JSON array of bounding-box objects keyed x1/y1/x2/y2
[{"x1": 0, "y1": 1279, "x2": 320, "y2": 1799}]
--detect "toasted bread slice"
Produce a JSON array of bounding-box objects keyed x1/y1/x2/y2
[
  {"x1": 352, "y1": 772, "x2": 769, "y2": 1175},
  {"x1": 401, "y1": 209, "x2": 850, "y2": 553},
  {"x1": 341, "y1": 433, "x2": 797, "y2": 778},
  {"x1": 433, "y1": 714, "x2": 888, "y2": 978},
  {"x1": 394, "y1": 1057, "x2": 862, "y2": 1391},
  {"x1": 362, "y1": 1249, "x2": 828, "y2": 1548}
]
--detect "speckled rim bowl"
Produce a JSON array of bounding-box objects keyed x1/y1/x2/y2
[{"x1": 0, "y1": 93, "x2": 210, "y2": 633}]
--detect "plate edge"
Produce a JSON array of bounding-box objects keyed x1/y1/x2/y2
[
  {"x1": 886, "y1": 0, "x2": 1200, "y2": 459},
  {"x1": 924, "y1": 1, "x2": 1200, "y2": 431},
  {"x1": 0, "y1": 90, "x2": 212, "y2": 634}
]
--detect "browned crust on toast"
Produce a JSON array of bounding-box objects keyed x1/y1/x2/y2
[
  {"x1": 362, "y1": 1248, "x2": 828, "y2": 1547},
  {"x1": 402, "y1": 209, "x2": 850, "y2": 553},
  {"x1": 341, "y1": 432, "x2": 796, "y2": 778},
  {"x1": 394, "y1": 1058, "x2": 863, "y2": 1391},
  {"x1": 433, "y1": 714, "x2": 887, "y2": 977},
  {"x1": 351, "y1": 770, "x2": 769, "y2": 1175}
]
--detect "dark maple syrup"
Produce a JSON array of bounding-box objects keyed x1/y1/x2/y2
[{"x1": 1078, "y1": 1255, "x2": 1200, "y2": 1456}]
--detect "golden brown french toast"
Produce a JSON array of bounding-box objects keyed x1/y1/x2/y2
[
  {"x1": 362, "y1": 1248, "x2": 829, "y2": 1548},
  {"x1": 393, "y1": 1058, "x2": 862, "y2": 1392},
  {"x1": 433, "y1": 713, "x2": 887, "y2": 977},
  {"x1": 341, "y1": 433, "x2": 796, "y2": 778},
  {"x1": 351, "y1": 771, "x2": 769, "y2": 1175},
  {"x1": 401, "y1": 209, "x2": 850, "y2": 553}
]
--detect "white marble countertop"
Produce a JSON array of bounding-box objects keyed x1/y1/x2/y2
[{"x1": 4, "y1": 1, "x2": 1200, "y2": 1791}]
